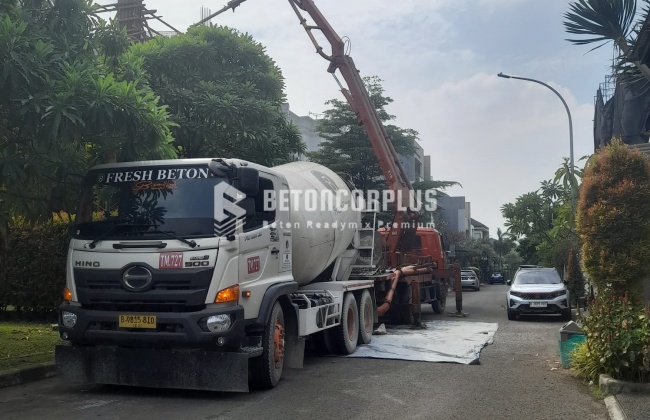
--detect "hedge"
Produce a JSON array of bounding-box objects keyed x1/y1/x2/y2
[{"x1": 0, "y1": 218, "x2": 71, "y2": 314}]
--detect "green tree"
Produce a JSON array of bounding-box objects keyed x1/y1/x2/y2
[
  {"x1": 577, "y1": 138, "x2": 650, "y2": 295},
  {"x1": 554, "y1": 156, "x2": 585, "y2": 214},
  {"x1": 0, "y1": 0, "x2": 176, "y2": 224},
  {"x1": 492, "y1": 228, "x2": 515, "y2": 269},
  {"x1": 503, "y1": 249, "x2": 524, "y2": 280},
  {"x1": 460, "y1": 238, "x2": 496, "y2": 274},
  {"x1": 0, "y1": 0, "x2": 177, "y2": 306},
  {"x1": 564, "y1": 0, "x2": 650, "y2": 82},
  {"x1": 130, "y1": 25, "x2": 304, "y2": 166},
  {"x1": 501, "y1": 165, "x2": 583, "y2": 270},
  {"x1": 501, "y1": 191, "x2": 555, "y2": 242},
  {"x1": 515, "y1": 237, "x2": 541, "y2": 265},
  {"x1": 307, "y1": 76, "x2": 417, "y2": 192}
]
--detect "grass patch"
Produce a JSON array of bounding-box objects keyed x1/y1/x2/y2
[
  {"x1": 0, "y1": 322, "x2": 61, "y2": 371},
  {"x1": 589, "y1": 384, "x2": 607, "y2": 400}
]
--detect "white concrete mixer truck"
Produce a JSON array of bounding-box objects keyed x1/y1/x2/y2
[
  {"x1": 55, "y1": 0, "x2": 461, "y2": 392},
  {"x1": 55, "y1": 158, "x2": 386, "y2": 391}
]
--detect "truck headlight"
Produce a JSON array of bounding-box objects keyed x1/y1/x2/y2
[
  {"x1": 205, "y1": 315, "x2": 231, "y2": 333},
  {"x1": 62, "y1": 311, "x2": 77, "y2": 328}
]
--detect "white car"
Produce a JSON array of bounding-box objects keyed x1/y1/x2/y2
[
  {"x1": 461, "y1": 270, "x2": 480, "y2": 291},
  {"x1": 506, "y1": 267, "x2": 570, "y2": 320}
]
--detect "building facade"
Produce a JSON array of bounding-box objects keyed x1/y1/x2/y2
[
  {"x1": 471, "y1": 218, "x2": 489, "y2": 241},
  {"x1": 436, "y1": 193, "x2": 472, "y2": 238}
]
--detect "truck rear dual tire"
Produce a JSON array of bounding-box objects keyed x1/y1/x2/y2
[
  {"x1": 334, "y1": 293, "x2": 359, "y2": 355},
  {"x1": 250, "y1": 301, "x2": 285, "y2": 389},
  {"x1": 357, "y1": 290, "x2": 373, "y2": 345}
]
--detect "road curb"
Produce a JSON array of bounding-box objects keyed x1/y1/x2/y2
[
  {"x1": 604, "y1": 396, "x2": 629, "y2": 420},
  {"x1": 0, "y1": 362, "x2": 56, "y2": 389},
  {"x1": 600, "y1": 374, "x2": 650, "y2": 395}
]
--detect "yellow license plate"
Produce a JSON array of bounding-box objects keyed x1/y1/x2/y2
[{"x1": 118, "y1": 314, "x2": 157, "y2": 329}]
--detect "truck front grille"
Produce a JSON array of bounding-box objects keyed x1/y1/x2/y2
[
  {"x1": 74, "y1": 267, "x2": 213, "y2": 311},
  {"x1": 85, "y1": 278, "x2": 194, "y2": 291}
]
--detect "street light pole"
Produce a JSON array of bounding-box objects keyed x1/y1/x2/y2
[{"x1": 497, "y1": 72, "x2": 575, "y2": 207}]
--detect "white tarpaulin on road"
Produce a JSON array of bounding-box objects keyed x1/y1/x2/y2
[{"x1": 346, "y1": 320, "x2": 499, "y2": 365}]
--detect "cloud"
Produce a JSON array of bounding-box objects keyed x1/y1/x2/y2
[
  {"x1": 390, "y1": 73, "x2": 594, "y2": 234},
  {"x1": 94, "y1": 0, "x2": 607, "y2": 235}
]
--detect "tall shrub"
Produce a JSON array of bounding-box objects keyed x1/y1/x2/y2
[
  {"x1": 567, "y1": 247, "x2": 585, "y2": 308},
  {"x1": 574, "y1": 290, "x2": 650, "y2": 383},
  {"x1": 577, "y1": 139, "x2": 650, "y2": 295}
]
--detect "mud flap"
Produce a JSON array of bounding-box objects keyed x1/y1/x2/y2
[{"x1": 55, "y1": 344, "x2": 250, "y2": 392}]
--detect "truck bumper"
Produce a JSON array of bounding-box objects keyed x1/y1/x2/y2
[
  {"x1": 58, "y1": 304, "x2": 245, "y2": 349},
  {"x1": 55, "y1": 344, "x2": 251, "y2": 392}
]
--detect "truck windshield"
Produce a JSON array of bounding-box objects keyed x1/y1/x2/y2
[{"x1": 74, "y1": 165, "x2": 230, "y2": 240}]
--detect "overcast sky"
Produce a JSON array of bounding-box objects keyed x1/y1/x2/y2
[{"x1": 99, "y1": 0, "x2": 616, "y2": 236}]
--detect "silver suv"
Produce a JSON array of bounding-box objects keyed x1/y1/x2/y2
[{"x1": 506, "y1": 267, "x2": 570, "y2": 321}]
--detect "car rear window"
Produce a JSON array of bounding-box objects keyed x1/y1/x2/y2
[{"x1": 514, "y1": 270, "x2": 561, "y2": 285}]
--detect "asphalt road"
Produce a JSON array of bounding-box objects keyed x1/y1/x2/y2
[{"x1": 0, "y1": 284, "x2": 607, "y2": 420}]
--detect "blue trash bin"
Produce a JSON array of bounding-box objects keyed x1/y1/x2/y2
[{"x1": 559, "y1": 321, "x2": 585, "y2": 369}]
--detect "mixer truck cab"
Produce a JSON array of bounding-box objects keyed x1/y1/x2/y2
[{"x1": 56, "y1": 158, "x2": 376, "y2": 392}]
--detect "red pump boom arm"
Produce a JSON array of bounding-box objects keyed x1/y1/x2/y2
[
  {"x1": 288, "y1": 0, "x2": 418, "y2": 265},
  {"x1": 201, "y1": 0, "x2": 419, "y2": 265}
]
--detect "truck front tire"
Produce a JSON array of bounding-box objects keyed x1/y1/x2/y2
[{"x1": 250, "y1": 301, "x2": 285, "y2": 389}]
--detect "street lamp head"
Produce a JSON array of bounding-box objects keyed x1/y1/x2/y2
[{"x1": 498, "y1": 72, "x2": 511, "y2": 79}]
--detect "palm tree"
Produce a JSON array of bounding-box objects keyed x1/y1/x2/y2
[
  {"x1": 564, "y1": 0, "x2": 650, "y2": 82},
  {"x1": 493, "y1": 228, "x2": 514, "y2": 270},
  {"x1": 539, "y1": 180, "x2": 561, "y2": 227}
]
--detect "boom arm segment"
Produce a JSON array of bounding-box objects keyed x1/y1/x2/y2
[
  {"x1": 288, "y1": 0, "x2": 418, "y2": 264},
  {"x1": 200, "y1": 0, "x2": 419, "y2": 265}
]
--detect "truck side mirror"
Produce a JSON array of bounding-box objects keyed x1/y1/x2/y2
[
  {"x1": 506, "y1": 279, "x2": 512, "y2": 286},
  {"x1": 237, "y1": 167, "x2": 259, "y2": 196}
]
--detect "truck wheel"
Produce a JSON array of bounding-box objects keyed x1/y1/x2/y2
[
  {"x1": 357, "y1": 290, "x2": 373, "y2": 345},
  {"x1": 431, "y1": 283, "x2": 447, "y2": 314},
  {"x1": 335, "y1": 293, "x2": 359, "y2": 354},
  {"x1": 312, "y1": 328, "x2": 337, "y2": 355},
  {"x1": 250, "y1": 301, "x2": 285, "y2": 389}
]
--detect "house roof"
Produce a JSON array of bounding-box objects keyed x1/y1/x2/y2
[{"x1": 470, "y1": 218, "x2": 489, "y2": 230}]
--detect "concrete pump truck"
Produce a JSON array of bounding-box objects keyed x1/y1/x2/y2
[{"x1": 55, "y1": 0, "x2": 462, "y2": 392}]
